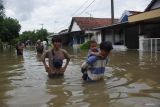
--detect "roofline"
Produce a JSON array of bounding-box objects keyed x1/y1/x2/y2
[
  {"x1": 128, "y1": 7, "x2": 160, "y2": 23},
  {"x1": 47, "y1": 31, "x2": 83, "y2": 39},
  {"x1": 145, "y1": 0, "x2": 157, "y2": 11},
  {"x1": 93, "y1": 22, "x2": 128, "y2": 30}
]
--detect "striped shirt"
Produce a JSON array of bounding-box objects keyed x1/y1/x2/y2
[{"x1": 85, "y1": 56, "x2": 108, "y2": 81}]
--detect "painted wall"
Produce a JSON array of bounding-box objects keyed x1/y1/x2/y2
[
  {"x1": 104, "y1": 32, "x2": 113, "y2": 42},
  {"x1": 90, "y1": 32, "x2": 102, "y2": 44},
  {"x1": 101, "y1": 29, "x2": 113, "y2": 44},
  {"x1": 71, "y1": 22, "x2": 81, "y2": 32}
]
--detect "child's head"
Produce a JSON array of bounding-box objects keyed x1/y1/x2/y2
[
  {"x1": 100, "y1": 41, "x2": 113, "y2": 57},
  {"x1": 90, "y1": 40, "x2": 97, "y2": 52},
  {"x1": 52, "y1": 37, "x2": 62, "y2": 49}
]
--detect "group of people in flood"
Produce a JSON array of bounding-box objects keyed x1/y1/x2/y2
[
  {"x1": 16, "y1": 37, "x2": 113, "y2": 82},
  {"x1": 16, "y1": 39, "x2": 47, "y2": 55}
]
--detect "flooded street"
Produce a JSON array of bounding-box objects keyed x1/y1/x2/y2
[{"x1": 0, "y1": 47, "x2": 160, "y2": 107}]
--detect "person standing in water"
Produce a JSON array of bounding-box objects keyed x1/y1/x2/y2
[
  {"x1": 41, "y1": 37, "x2": 70, "y2": 78},
  {"x1": 35, "y1": 39, "x2": 44, "y2": 54},
  {"x1": 81, "y1": 41, "x2": 113, "y2": 81},
  {"x1": 16, "y1": 42, "x2": 25, "y2": 55}
]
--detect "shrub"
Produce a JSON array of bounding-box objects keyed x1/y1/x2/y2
[{"x1": 80, "y1": 41, "x2": 90, "y2": 50}]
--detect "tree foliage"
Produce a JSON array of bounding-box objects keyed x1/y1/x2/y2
[
  {"x1": 0, "y1": 17, "x2": 21, "y2": 44},
  {"x1": 0, "y1": 0, "x2": 4, "y2": 44},
  {"x1": 19, "y1": 28, "x2": 49, "y2": 44},
  {"x1": 0, "y1": 0, "x2": 21, "y2": 45},
  {"x1": 0, "y1": 0, "x2": 49, "y2": 45},
  {"x1": 0, "y1": 0, "x2": 5, "y2": 18}
]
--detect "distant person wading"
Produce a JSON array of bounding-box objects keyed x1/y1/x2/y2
[
  {"x1": 16, "y1": 42, "x2": 25, "y2": 55},
  {"x1": 35, "y1": 39, "x2": 44, "y2": 54}
]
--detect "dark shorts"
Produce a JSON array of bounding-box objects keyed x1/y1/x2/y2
[
  {"x1": 81, "y1": 68, "x2": 92, "y2": 81},
  {"x1": 48, "y1": 73, "x2": 64, "y2": 78}
]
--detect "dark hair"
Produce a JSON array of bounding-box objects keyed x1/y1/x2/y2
[
  {"x1": 52, "y1": 37, "x2": 62, "y2": 43},
  {"x1": 90, "y1": 40, "x2": 97, "y2": 45},
  {"x1": 100, "y1": 41, "x2": 113, "y2": 52}
]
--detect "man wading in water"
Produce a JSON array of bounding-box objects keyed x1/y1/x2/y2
[{"x1": 41, "y1": 37, "x2": 70, "y2": 78}]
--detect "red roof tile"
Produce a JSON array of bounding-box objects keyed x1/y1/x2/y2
[{"x1": 70, "y1": 17, "x2": 119, "y2": 31}]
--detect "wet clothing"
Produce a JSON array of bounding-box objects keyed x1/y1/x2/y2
[
  {"x1": 87, "y1": 48, "x2": 99, "y2": 58},
  {"x1": 52, "y1": 58, "x2": 63, "y2": 69},
  {"x1": 81, "y1": 56, "x2": 108, "y2": 81},
  {"x1": 48, "y1": 72, "x2": 64, "y2": 78},
  {"x1": 42, "y1": 48, "x2": 70, "y2": 74}
]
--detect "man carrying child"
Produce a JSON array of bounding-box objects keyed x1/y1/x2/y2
[{"x1": 81, "y1": 41, "x2": 113, "y2": 81}]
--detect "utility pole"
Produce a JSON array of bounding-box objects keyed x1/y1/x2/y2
[
  {"x1": 40, "y1": 24, "x2": 43, "y2": 29},
  {"x1": 111, "y1": 0, "x2": 115, "y2": 44},
  {"x1": 111, "y1": 0, "x2": 114, "y2": 24}
]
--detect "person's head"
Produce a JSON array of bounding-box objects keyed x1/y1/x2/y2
[
  {"x1": 90, "y1": 40, "x2": 97, "y2": 52},
  {"x1": 52, "y1": 37, "x2": 62, "y2": 49},
  {"x1": 99, "y1": 41, "x2": 113, "y2": 57},
  {"x1": 37, "y1": 39, "x2": 41, "y2": 44}
]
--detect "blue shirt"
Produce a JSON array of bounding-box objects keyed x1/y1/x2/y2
[
  {"x1": 87, "y1": 49, "x2": 99, "y2": 58},
  {"x1": 86, "y1": 56, "x2": 108, "y2": 80}
]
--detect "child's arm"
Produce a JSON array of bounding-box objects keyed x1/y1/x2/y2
[
  {"x1": 90, "y1": 51, "x2": 99, "y2": 56},
  {"x1": 81, "y1": 55, "x2": 97, "y2": 69}
]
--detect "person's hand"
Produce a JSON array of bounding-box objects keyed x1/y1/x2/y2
[
  {"x1": 97, "y1": 54, "x2": 105, "y2": 58},
  {"x1": 60, "y1": 66, "x2": 67, "y2": 73},
  {"x1": 45, "y1": 66, "x2": 51, "y2": 72}
]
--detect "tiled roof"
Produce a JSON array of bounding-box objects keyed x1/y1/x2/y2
[{"x1": 70, "y1": 17, "x2": 119, "y2": 31}]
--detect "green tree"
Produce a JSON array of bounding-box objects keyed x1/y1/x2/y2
[
  {"x1": 36, "y1": 28, "x2": 48, "y2": 41},
  {"x1": 0, "y1": 0, "x2": 5, "y2": 44},
  {"x1": 0, "y1": 0, "x2": 4, "y2": 18},
  {"x1": 19, "y1": 29, "x2": 49, "y2": 44},
  {"x1": 19, "y1": 30, "x2": 36, "y2": 43},
  {"x1": 1, "y1": 17, "x2": 21, "y2": 44}
]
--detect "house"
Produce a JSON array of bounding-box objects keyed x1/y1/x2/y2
[
  {"x1": 128, "y1": 0, "x2": 160, "y2": 51},
  {"x1": 94, "y1": 10, "x2": 141, "y2": 50},
  {"x1": 68, "y1": 17, "x2": 118, "y2": 47},
  {"x1": 94, "y1": 0, "x2": 160, "y2": 51}
]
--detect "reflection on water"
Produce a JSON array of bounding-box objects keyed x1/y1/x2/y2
[{"x1": 0, "y1": 47, "x2": 160, "y2": 107}]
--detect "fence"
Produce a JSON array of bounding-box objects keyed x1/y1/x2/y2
[{"x1": 139, "y1": 38, "x2": 160, "y2": 52}]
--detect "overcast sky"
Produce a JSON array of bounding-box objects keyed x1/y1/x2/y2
[{"x1": 4, "y1": 0, "x2": 152, "y2": 33}]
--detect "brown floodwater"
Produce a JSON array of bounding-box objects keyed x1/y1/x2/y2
[{"x1": 0, "y1": 47, "x2": 160, "y2": 107}]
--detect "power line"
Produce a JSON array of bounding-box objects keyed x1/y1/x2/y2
[
  {"x1": 56, "y1": 0, "x2": 97, "y2": 32},
  {"x1": 78, "y1": 0, "x2": 96, "y2": 16},
  {"x1": 56, "y1": 0, "x2": 91, "y2": 32},
  {"x1": 71, "y1": 0, "x2": 90, "y2": 16}
]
